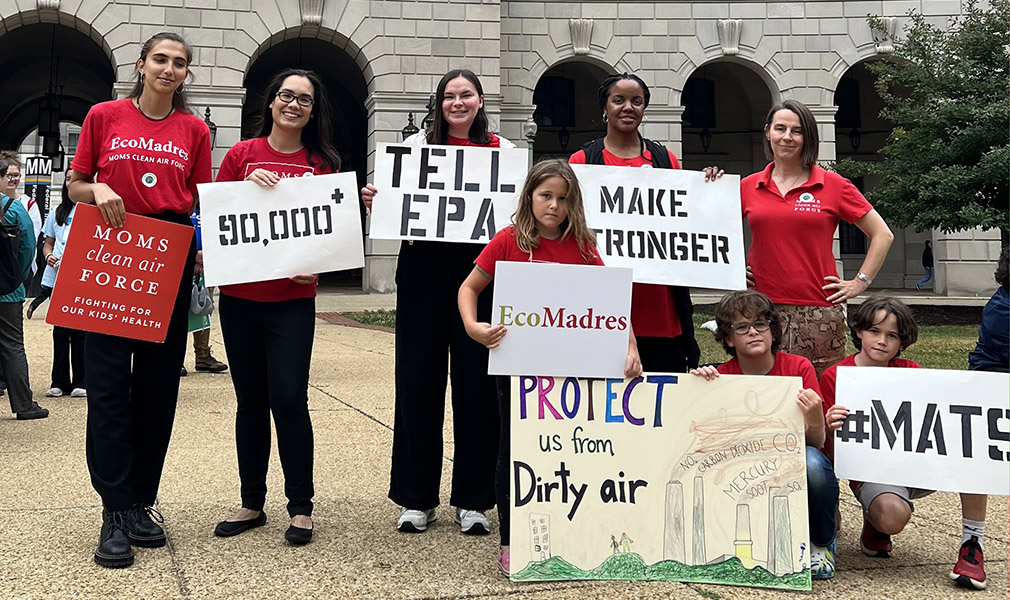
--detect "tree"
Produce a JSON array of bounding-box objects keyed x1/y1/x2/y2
[{"x1": 837, "y1": 0, "x2": 1008, "y2": 240}]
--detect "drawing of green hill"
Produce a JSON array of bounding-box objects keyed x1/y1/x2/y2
[{"x1": 512, "y1": 554, "x2": 810, "y2": 591}]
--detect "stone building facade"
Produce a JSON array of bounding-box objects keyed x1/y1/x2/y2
[{"x1": 0, "y1": 0, "x2": 1000, "y2": 296}]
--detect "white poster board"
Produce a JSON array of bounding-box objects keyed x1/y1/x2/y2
[
  {"x1": 571, "y1": 164, "x2": 745, "y2": 290},
  {"x1": 369, "y1": 144, "x2": 528, "y2": 243},
  {"x1": 510, "y1": 374, "x2": 811, "y2": 591},
  {"x1": 489, "y1": 262, "x2": 632, "y2": 378},
  {"x1": 833, "y1": 367, "x2": 1009, "y2": 496},
  {"x1": 198, "y1": 173, "x2": 364, "y2": 287}
]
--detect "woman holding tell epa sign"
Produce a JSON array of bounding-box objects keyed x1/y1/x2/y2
[
  {"x1": 211, "y1": 68, "x2": 342, "y2": 546},
  {"x1": 67, "y1": 32, "x2": 212, "y2": 569},
  {"x1": 741, "y1": 99, "x2": 893, "y2": 376},
  {"x1": 569, "y1": 72, "x2": 722, "y2": 374},
  {"x1": 361, "y1": 69, "x2": 515, "y2": 536}
]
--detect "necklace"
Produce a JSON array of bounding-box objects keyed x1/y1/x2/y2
[
  {"x1": 134, "y1": 97, "x2": 174, "y2": 122},
  {"x1": 773, "y1": 168, "x2": 806, "y2": 194}
]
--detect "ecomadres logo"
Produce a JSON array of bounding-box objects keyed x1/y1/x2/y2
[
  {"x1": 498, "y1": 306, "x2": 628, "y2": 331},
  {"x1": 110, "y1": 136, "x2": 190, "y2": 161}
]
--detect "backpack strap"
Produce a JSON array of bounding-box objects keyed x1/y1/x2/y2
[
  {"x1": 579, "y1": 138, "x2": 607, "y2": 165},
  {"x1": 0, "y1": 196, "x2": 14, "y2": 221},
  {"x1": 641, "y1": 137, "x2": 673, "y2": 169}
]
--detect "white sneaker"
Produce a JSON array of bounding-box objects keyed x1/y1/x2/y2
[
  {"x1": 397, "y1": 508, "x2": 436, "y2": 533},
  {"x1": 455, "y1": 508, "x2": 490, "y2": 535},
  {"x1": 70, "y1": 388, "x2": 87, "y2": 398},
  {"x1": 45, "y1": 387, "x2": 64, "y2": 398}
]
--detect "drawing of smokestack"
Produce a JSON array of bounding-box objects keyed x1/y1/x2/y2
[
  {"x1": 734, "y1": 504, "x2": 755, "y2": 568},
  {"x1": 692, "y1": 476, "x2": 706, "y2": 565},
  {"x1": 664, "y1": 481, "x2": 685, "y2": 562},
  {"x1": 767, "y1": 491, "x2": 793, "y2": 575}
]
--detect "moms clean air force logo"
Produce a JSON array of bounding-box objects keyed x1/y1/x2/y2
[{"x1": 794, "y1": 192, "x2": 821, "y2": 213}]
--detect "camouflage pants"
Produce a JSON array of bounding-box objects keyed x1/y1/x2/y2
[{"x1": 775, "y1": 304, "x2": 847, "y2": 378}]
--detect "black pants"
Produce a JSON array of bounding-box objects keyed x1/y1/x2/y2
[
  {"x1": 85, "y1": 214, "x2": 195, "y2": 511},
  {"x1": 51, "y1": 325, "x2": 86, "y2": 390},
  {"x1": 636, "y1": 335, "x2": 695, "y2": 373},
  {"x1": 495, "y1": 376, "x2": 511, "y2": 545},
  {"x1": 220, "y1": 294, "x2": 315, "y2": 517},
  {"x1": 388, "y1": 241, "x2": 499, "y2": 511}
]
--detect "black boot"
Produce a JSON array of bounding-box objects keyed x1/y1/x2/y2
[
  {"x1": 94, "y1": 510, "x2": 135, "y2": 568},
  {"x1": 127, "y1": 505, "x2": 166, "y2": 547}
]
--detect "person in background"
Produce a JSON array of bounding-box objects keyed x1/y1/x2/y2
[
  {"x1": 0, "y1": 159, "x2": 46, "y2": 420},
  {"x1": 180, "y1": 207, "x2": 227, "y2": 376},
  {"x1": 916, "y1": 240, "x2": 934, "y2": 290}
]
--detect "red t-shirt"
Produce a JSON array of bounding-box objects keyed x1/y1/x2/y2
[
  {"x1": 475, "y1": 226, "x2": 604, "y2": 276},
  {"x1": 71, "y1": 99, "x2": 212, "y2": 215},
  {"x1": 215, "y1": 137, "x2": 336, "y2": 302},
  {"x1": 716, "y1": 351, "x2": 821, "y2": 396},
  {"x1": 741, "y1": 163, "x2": 872, "y2": 306},
  {"x1": 569, "y1": 147, "x2": 683, "y2": 338},
  {"x1": 446, "y1": 134, "x2": 503, "y2": 148},
  {"x1": 820, "y1": 353, "x2": 921, "y2": 481}
]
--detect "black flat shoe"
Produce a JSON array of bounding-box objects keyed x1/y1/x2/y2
[
  {"x1": 285, "y1": 523, "x2": 313, "y2": 545},
  {"x1": 214, "y1": 512, "x2": 266, "y2": 537}
]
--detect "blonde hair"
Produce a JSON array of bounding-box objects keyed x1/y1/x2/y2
[{"x1": 512, "y1": 159, "x2": 597, "y2": 261}]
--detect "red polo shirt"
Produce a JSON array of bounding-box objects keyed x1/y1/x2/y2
[{"x1": 740, "y1": 163, "x2": 872, "y2": 306}]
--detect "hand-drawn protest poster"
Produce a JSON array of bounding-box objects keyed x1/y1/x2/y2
[
  {"x1": 489, "y1": 262, "x2": 633, "y2": 378},
  {"x1": 369, "y1": 144, "x2": 528, "y2": 244},
  {"x1": 46, "y1": 204, "x2": 193, "y2": 343},
  {"x1": 833, "y1": 367, "x2": 1009, "y2": 496},
  {"x1": 198, "y1": 173, "x2": 363, "y2": 287},
  {"x1": 570, "y1": 164, "x2": 745, "y2": 290},
  {"x1": 510, "y1": 374, "x2": 811, "y2": 590}
]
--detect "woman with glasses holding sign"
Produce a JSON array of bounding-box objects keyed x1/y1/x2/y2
[
  {"x1": 570, "y1": 73, "x2": 721, "y2": 375},
  {"x1": 741, "y1": 100, "x2": 893, "y2": 377},
  {"x1": 67, "y1": 32, "x2": 211, "y2": 569},
  {"x1": 361, "y1": 69, "x2": 515, "y2": 536},
  {"x1": 211, "y1": 68, "x2": 340, "y2": 546}
]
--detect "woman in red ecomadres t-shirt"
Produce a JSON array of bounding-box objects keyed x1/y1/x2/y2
[
  {"x1": 570, "y1": 73, "x2": 721, "y2": 374},
  {"x1": 67, "y1": 32, "x2": 212, "y2": 569},
  {"x1": 211, "y1": 69, "x2": 342, "y2": 546},
  {"x1": 361, "y1": 69, "x2": 515, "y2": 537}
]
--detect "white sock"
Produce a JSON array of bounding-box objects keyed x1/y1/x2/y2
[{"x1": 962, "y1": 518, "x2": 985, "y2": 548}]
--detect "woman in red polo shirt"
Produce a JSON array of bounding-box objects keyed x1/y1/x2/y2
[
  {"x1": 211, "y1": 69, "x2": 341, "y2": 546},
  {"x1": 570, "y1": 72, "x2": 720, "y2": 373},
  {"x1": 741, "y1": 99, "x2": 893, "y2": 376},
  {"x1": 361, "y1": 69, "x2": 514, "y2": 537},
  {"x1": 67, "y1": 32, "x2": 212, "y2": 569}
]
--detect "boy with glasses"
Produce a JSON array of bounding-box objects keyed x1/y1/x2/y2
[{"x1": 692, "y1": 290, "x2": 839, "y2": 580}]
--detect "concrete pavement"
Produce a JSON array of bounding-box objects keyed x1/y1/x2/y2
[{"x1": 0, "y1": 293, "x2": 1005, "y2": 599}]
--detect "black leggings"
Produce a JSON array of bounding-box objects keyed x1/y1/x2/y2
[
  {"x1": 495, "y1": 375, "x2": 511, "y2": 545},
  {"x1": 220, "y1": 294, "x2": 315, "y2": 517}
]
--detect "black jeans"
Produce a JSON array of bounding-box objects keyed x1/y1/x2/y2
[
  {"x1": 51, "y1": 325, "x2": 86, "y2": 390},
  {"x1": 636, "y1": 335, "x2": 695, "y2": 373},
  {"x1": 220, "y1": 294, "x2": 315, "y2": 517},
  {"x1": 495, "y1": 376, "x2": 511, "y2": 545},
  {"x1": 0, "y1": 301, "x2": 32, "y2": 413},
  {"x1": 85, "y1": 214, "x2": 195, "y2": 511},
  {"x1": 388, "y1": 241, "x2": 499, "y2": 511}
]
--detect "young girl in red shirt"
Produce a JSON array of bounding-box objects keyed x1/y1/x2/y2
[
  {"x1": 457, "y1": 159, "x2": 643, "y2": 575},
  {"x1": 67, "y1": 32, "x2": 212, "y2": 569},
  {"x1": 211, "y1": 68, "x2": 342, "y2": 546}
]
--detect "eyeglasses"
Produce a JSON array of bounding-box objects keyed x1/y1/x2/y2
[
  {"x1": 276, "y1": 91, "x2": 315, "y2": 107},
  {"x1": 730, "y1": 320, "x2": 772, "y2": 335},
  {"x1": 6, "y1": 173, "x2": 20, "y2": 182}
]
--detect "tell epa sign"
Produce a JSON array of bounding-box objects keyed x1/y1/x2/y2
[
  {"x1": 368, "y1": 144, "x2": 528, "y2": 244},
  {"x1": 46, "y1": 204, "x2": 193, "y2": 343}
]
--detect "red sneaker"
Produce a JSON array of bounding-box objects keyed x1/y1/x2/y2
[
  {"x1": 860, "y1": 515, "x2": 893, "y2": 558},
  {"x1": 950, "y1": 536, "x2": 986, "y2": 590}
]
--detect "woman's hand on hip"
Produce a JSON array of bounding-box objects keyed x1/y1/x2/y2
[
  {"x1": 823, "y1": 275, "x2": 869, "y2": 304},
  {"x1": 246, "y1": 169, "x2": 280, "y2": 187},
  {"x1": 93, "y1": 183, "x2": 127, "y2": 228},
  {"x1": 289, "y1": 273, "x2": 318, "y2": 285}
]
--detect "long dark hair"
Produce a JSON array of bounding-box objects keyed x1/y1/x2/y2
[
  {"x1": 255, "y1": 69, "x2": 341, "y2": 173},
  {"x1": 426, "y1": 69, "x2": 491, "y2": 145},
  {"x1": 762, "y1": 99, "x2": 819, "y2": 166},
  {"x1": 128, "y1": 32, "x2": 195, "y2": 114},
  {"x1": 55, "y1": 181, "x2": 74, "y2": 226}
]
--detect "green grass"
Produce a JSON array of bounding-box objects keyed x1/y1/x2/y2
[
  {"x1": 338, "y1": 309, "x2": 979, "y2": 371},
  {"x1": 341, "y1": 309, "x2": 396, "y2": 329}
]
